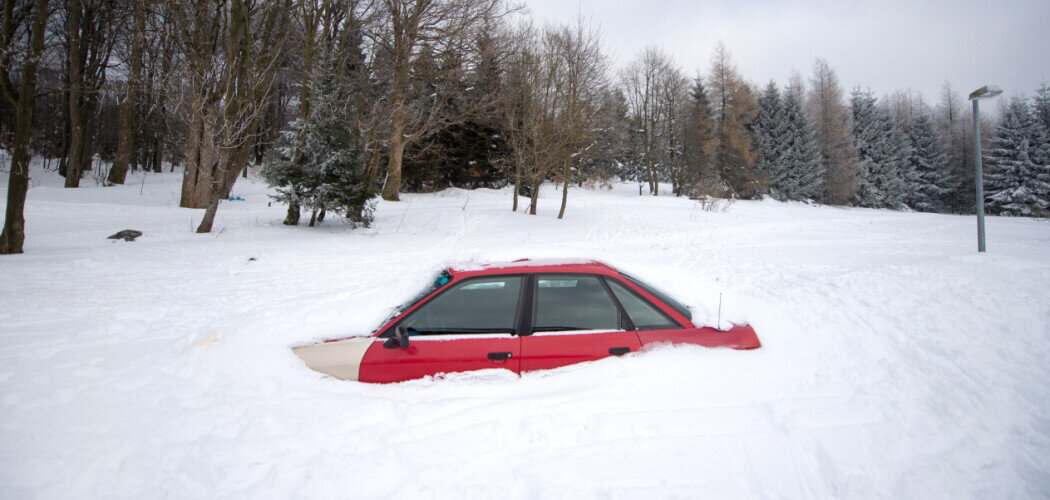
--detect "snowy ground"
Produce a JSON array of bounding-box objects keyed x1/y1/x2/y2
[{"x1": 2, "y1": 162, "x2": 1049, "y2": 498}]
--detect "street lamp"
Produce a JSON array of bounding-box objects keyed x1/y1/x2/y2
[{"x1": 968, "y1": 85, "x2": 1002, "y2": 253}]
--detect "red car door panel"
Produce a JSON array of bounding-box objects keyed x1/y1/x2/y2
[
  {"x1": 520, "y1": 330, "x2": 641, "y2": 372},
  {"x1": 359, "y1": 334, "x2": 521, "y2": 383}
]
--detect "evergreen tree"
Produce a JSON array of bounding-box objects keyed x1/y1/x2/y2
[
  {"x1": 850, "y1": 89, "x2": 913, "y2": 208},
  {"x1": 984, "y1": 98, "x2": 1050, "y2": 216},
  {"x1": 905, "y1": 111, "x2": 956, "y2": 212},
  {"x1": 1034, "y1": 82, "x2": 1050, "y2": 135},
  {"x1": 753, "y1": 81, "x2": 787, "y2": 193},
  {"x1": 683, "y1": 75, "x2": 716, "y2": 190},
  {"x1": 262, "y1": 56, "x2": 378, "y2": 226},
  {"x1": 777, "y1": 86, "x2": 824, "y2": 200}
]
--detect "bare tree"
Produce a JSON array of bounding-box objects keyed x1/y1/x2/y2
[
  {"x1": 501, "y1": 23, "x2": 558, "y2": 214},
  {"x1": 620, "y1": 47, "x2": 671, "y2": 195},
  {"x1": 551, "y1": 18, "x2": 607, "y2": 219},
  {"x1": 370, "y1": 0, "x2": 509, "y2": 201},
  {"x1": 105, "y1": 0, "x2": 147, "y2": 185},
  {"x1": 806, "y1": 58, "x2": 857, "y2": 205},
  {"x1": 170, "y1": 0, "x2": 293, "y2": 232},
  {"x1": 708, "y1": 42, "x2": 758, "y2": 197},
  {"x1": 1, "y1": 0, "x2": 51, "y2": 254},
  {"x1": 63, "y1": 0, "x2": 119, "y2": 188}
]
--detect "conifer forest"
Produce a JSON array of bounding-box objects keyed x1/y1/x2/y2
[{"x1": 2, "y1": 0, "x2": 1049, "y2": 254}]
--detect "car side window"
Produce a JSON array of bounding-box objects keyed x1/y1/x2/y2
[
  {"x1": 533, "y1": 275, "x2": 620, "y2": 332},
  {"x1": 401, "y1": 276, "x2": 522, "y2": 335},
  {"x1": 606, "y1": 279, "x2": 679, "y2": 330}
]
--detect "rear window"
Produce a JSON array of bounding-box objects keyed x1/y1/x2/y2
[{"x1": 618, "y1": 272, "x2": 692, "y2": 321}]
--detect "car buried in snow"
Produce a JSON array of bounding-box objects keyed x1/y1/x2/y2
[{"x1": 293, "y1": 260, "x2": 761, "y2": 383}]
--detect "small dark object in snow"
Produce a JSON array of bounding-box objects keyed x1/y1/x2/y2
[
  {"x1": 107, "y1": 229, "x2": 143, "y2": 242},
  {"x1": 248, "y1": 257, "x2": 257, "y2": 262}
]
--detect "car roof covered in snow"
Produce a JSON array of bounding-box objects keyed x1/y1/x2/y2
[{"x1": 448, "y1": 258, "x2": 618, "y2": 277}]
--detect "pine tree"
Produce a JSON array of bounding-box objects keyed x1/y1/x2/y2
[
  {"x1": 683, "y1": 76, "x2": 716, "y2": 190},
  {"x1": 753, "y1": 81, "x2": 787, "y2": 194},
  {"x1": 906, "y1": 111, "x2": 956, "y2": 212},
  {"x1": 262, "y1": 55, "x2": 378, "y2": 226},
  {"x1": 984, "y1": 98, "x2": 1050, "y2": 216},
  {"x1": 777, "y1": 86, "x2": 824, "y2": 200},
  {"x1": 1034, "y1": 82, "x2": 1050, "y2": 135},
  {"x1": 851, "y1": 89, "x2": 912, "y2": 208}
]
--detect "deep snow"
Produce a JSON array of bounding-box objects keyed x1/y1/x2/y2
[{"x1": 2, "y1": 163, "x2": 1049, "y2": 498}]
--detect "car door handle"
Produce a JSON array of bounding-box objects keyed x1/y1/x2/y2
[
  {"x1": 487, "y1": 352, "x2": 513, "y2": 360},
  {"x1": 609, "y1": 347, "x2": 631, "y2": 356}
]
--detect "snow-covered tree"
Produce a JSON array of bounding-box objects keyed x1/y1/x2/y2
[
  {"x1": 262, "y1": 56, "x2": 378, "y2": 227},
  {"x1": 777, "y1": 85, "x2": 824, "y2": 200},
  {"x1": 753, "y1": 82, "x2": 787, "y2": 191},
  {"x1": 906, "y1": 111, "x2": 956, "y2": 212},
  {"x1": 1034, "y1": 82, "x2": 1050, "y2": 135},
  {"x1": 984, "y1": 98, "x2": 1050, "y2": 216},
  {"x1": 752, "y1": 81, "x2": 822, "y2": 201},
  {"x1": 851, "y1": 89, "x2": 913, "y2": 209}
]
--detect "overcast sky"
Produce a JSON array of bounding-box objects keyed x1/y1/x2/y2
[{"x1": 522, "y1": 0, "x2": 1049, "y2": 107}]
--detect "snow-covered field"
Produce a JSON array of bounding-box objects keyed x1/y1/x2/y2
[{"x1": 2, "y1": 163, "x2": 1049, "y2": 498}]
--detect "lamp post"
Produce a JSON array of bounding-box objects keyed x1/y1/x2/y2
[{"x1": 968, "y1": 85, "x2": 1002, "y2": 253}]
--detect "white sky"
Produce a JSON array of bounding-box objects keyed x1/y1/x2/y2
[{"x1": 521, "y1": 0, "x2": 1050, "y2": 105}]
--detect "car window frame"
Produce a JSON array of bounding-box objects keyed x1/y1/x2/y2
[
  {"x1": 601, "y1": 276, "x2": 684, "y2": 330},
  {"x1": 382, "y1": 273, "x2": 529, "y2": 338},
  {"x1": 525, "y1": 273, "x2": 634, "y2": 335}
]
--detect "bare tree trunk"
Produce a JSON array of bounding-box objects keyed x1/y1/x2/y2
[
  {"x1": 152, "y1": 140, "x2": 163, "y2": 173},
  {"x1": 557, "y1": 158, "x2": 569, "y2": 219},
  {"x1": 512, "y1": 160, "x2": 520, "y2": 211},
  {"x1": 0, "y1": 0, "x2": 50, "y2": 254},
  {"x1": 195, "y1": 194, "x2": 220, "y2": 233},
  {"x1": 64, "y1": 0, "x2": 85, "y2": 188},
  {"x1": 381, "y1": 107, "x2": 406, "y2": 201},
  {"x1": 107, "y1": 0, "x2": 146, "y2": 185},
  {"x1": 181, "y1": 107, "x2": 203, "y2": 206},
  {"x1": 528, "y1": 179, "x2": 540, "y2": 215}
]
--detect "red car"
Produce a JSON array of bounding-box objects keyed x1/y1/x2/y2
[{"x1": 294, "y1": 260, "x2": 761, "y2": 383}]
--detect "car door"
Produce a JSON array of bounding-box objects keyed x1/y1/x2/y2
[
  {"x1": 519, "y1": 274, "x2": 642, "y2": 372},
  {"x1": 358, "y1": 275, "x2": 524, "y2": 383}
]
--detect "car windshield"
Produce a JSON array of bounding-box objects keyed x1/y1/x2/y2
[
  {"x1": 618, "y1": 271, "x2": 692, "y2": 321},
  {"x1": 374, "y1": 269, "x2": 453, "y2": 331}
]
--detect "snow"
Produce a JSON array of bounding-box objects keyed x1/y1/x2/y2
[{"x1": 2, "y1": 161, "x2": 1050, "y2": 498}]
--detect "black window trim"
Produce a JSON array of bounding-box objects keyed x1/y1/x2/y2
[{"x1": 382, "y1": 273, "x2": 528, "y2": 338}]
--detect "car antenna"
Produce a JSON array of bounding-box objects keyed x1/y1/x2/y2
[{"x1": 717, "y1": 293, "x2": 723, "y2": 330}]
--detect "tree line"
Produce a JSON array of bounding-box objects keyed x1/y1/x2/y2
[{"x1": 2, "y1": 0, "x2": 1048, "y2": 254}]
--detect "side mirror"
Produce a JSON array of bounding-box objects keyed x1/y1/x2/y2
[{"x1": 384, "y1": 325, "x2": 410, "y2": 350}]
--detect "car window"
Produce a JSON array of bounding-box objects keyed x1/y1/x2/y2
[
  {"x1": 534, "y1": 275, "x2": 620, "y2": 332},
  {"x1": 606, "y1": 278, "x2": 679, "y2": 330},
  {"x1": 618, "y1": 272, "x2": 692, "y2": 321},
  {"x1": 400, "y1": 276, "x2": 522, "y2": 335}
]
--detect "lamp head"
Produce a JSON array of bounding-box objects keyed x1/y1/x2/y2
[{"x1": 969, "y1": 85, "x2": 1003, "y2": 100}]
